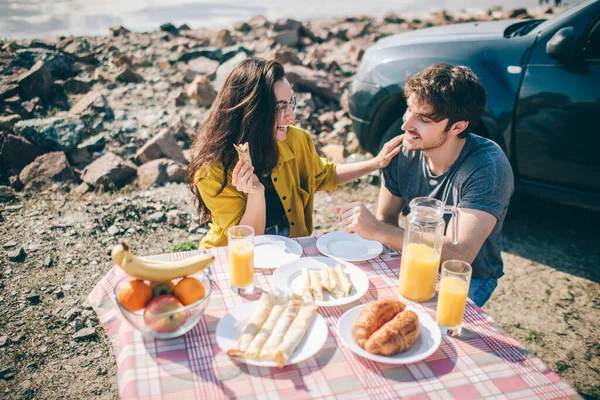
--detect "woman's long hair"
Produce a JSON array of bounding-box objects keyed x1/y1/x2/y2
[{"x1": 186, "y1": 58, "x2": 285, "y2": 224}]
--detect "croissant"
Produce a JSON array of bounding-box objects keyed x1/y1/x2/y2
[
  {"x1": 364, "y1": 310, "x2": 420, "y2": 356},
  {"x1": 353, "y1": 299, "x2": 405, "y2": 348}
]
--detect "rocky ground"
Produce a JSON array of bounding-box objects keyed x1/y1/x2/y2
[{"x1": 1, "y1": 5, "x2": 598, "y2": 400}]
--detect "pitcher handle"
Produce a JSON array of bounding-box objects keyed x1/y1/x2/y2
[{"x1": 444, "y1": 206, "x2": 459, "y2": 245}]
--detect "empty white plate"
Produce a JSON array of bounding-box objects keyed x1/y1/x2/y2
[
  {"x1": 273, "y1": 256, "x2": 369, "y2": 307},
  {"x1": 215, "y1": 300, "x2": 328, "y2": 367},
  {"x1": 254, "y1": 235, "x2": 303, "y2": 269},
  {"x1": 337, "y1": 304, "x2": 441, "y2": 364},
  {"x1": 316, "y1": 231, "x2": 383, "y2": 262}
]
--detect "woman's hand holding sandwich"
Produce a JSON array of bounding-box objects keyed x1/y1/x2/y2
[{"x1": 232, "y1": 160, "x2": 264, "y2": 194}]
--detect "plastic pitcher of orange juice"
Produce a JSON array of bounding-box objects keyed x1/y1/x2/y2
[
  {"x1": 228, "y1": 225, "x2": 255, "y2": 294},
  {"x1": 398, "y1": 197, "x2": 459, "y2": 302}
]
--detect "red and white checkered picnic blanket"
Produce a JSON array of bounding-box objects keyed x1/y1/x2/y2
[{"x1": 88, "y1": 236, "x2": 580, "y2": 399}]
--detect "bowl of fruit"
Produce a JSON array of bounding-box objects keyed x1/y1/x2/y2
[{"x1": 111, "y1": 240, "x2": 214, "y2": 339}]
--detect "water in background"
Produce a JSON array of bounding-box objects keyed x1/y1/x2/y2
[{"x1": 1, "y1": 0, "x2": 565, "y2": 39}]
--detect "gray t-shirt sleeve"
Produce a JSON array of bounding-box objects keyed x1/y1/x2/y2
[
  {"x1": 458, "y1": 153, "x2": 514, "y2": 220},
  {"x1": 383, "y1": 155, "x2": 402, "y2": 198}
]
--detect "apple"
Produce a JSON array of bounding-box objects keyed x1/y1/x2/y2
[
  {"x1": 150, "y1": 281, "x2": 175, "y2": 298},
  {"x1": 144, "y1": 295, "x2": 186, "y2": 333}
]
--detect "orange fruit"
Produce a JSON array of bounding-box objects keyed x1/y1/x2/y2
[
  {"x1": 174, "y1": 277, "x2": 206, "y2": 305},
  {"x1": 118, "y1": 280, "x2": 152, "y2": 312}
]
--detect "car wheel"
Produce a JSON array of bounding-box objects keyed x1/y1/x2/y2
[{"x1": 379, "y1": 118, "x2": 404, "y2": 152}]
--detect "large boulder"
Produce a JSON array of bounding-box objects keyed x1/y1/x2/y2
[
  {"x1": 135, "y1": 129, "x2": 187, "y2": 165},
  {"x1": 211, "y1": 29, "x2": 234, "y2": 47},
  {"x1": 63, "y1": 78, "x2": 91, "y2": 94},
  {"x1": 17, "y1": 60, "x2": 53, "y2": 103},
  {"x1": 137, "y1": 158, "x2": 186, "y2": 189},
  {"x1": 19, "y1": 152, "x2": 76, "y2": 190},
  {"x1": 81, "y1": 152, "x2": 137, "y2": 190},
  {"x1": 274, "y1": 19, "x2": 302, "y2": 32},
  {"x1": 213, "y1": 52, "x2": 248, "y2": 91},
  {"x1": 69, "y1": 91, "x2": 113, "y2": 119},
  {"x1": 272, "y1": 30, "x2": 300, "y2": 47},
  {"x1": 110, "y1": 25, "x2": 131, "y2": 37},
  {"x1": 59, "y1": 37, "x2": 97, "y2": 64},
  {"x1": 186, "y1": 76, "x2": 217, "y2": 106},
  {"x1": 267, "y1": 49, "x2": 302, "y2": 65},
  {"x1": 115, "y1": 66, "x2": 143, "y2": 83},
  {"x1": 13, "y1": 116, "x2": 86, "y2": 151},
  {"x1": 0, "y1": 115, "x2": 23, "y2": 131},
  {"x1": 0, "y1": 82, "x2": 19, "y2": 101},
  {"x1": 179, "y1": 57, "x2": 219, "y2": 82},
  {"x1": 0, "y1": 134, "x2": 45, "y2": 171},
  {"x1": 11, "y1": 48, "x2": 75, "y2": 79},
  {"x1": 284, "y1": 65, "x2": 338, "y2": 101},
  {"x1": 177, "y1": 47, "x2": 222, "y2": 63},
  {"x1": 0, "y1": 186, "x2": 17, "y2": 202}
]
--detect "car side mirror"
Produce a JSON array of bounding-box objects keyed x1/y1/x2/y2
[{"x1": 546, "y1": 27, "x2": 577, "y2": 61}]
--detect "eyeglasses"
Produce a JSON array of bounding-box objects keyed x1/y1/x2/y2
[{"x1": 276, "y1": 96, "x2": 297, "y2": 114}]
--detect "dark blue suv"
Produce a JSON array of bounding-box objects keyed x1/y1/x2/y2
[{"x1": 349, "y1": 0, "x2": 600, "y2": 210}]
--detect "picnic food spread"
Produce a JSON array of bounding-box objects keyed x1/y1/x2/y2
[
  {"x1": 92, "y1": 236, "x2": 580, "y2": 399},
  {"x1": 354, "y1": 299, "x2": 420, "y2": 355},
  {"x1": 227, "y1": 292, "x2": 317, "y2": 367},
  {"x1": 300, "y1": 264, "x2": 353, "y2": 300}
]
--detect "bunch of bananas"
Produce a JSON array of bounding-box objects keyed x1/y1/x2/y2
[{"x1": 111, "y1": 239, "x2": 214, "y2": 282}]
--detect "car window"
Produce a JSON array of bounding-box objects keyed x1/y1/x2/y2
[{"x1": 584, "y1": 17, "x2": 600, "y2": 59}]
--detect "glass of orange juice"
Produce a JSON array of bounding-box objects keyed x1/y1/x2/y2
[
  {"x1": 436, "y1": 260, "x2": 472, "y2": 336},
  {"x1": 227, "y1": 225, "x2": 255, "y2": 294}
]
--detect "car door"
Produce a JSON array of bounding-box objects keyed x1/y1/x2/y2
[{"x1": 514, "y1": 5, "x2": 600, "y2": 194}]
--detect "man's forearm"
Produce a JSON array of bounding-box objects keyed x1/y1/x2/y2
[
  {"x1": 372, "y1": 222, "x2": 405, "y2": 251},
  {"x1": 335, "y1": 159, "x2": 379, "y2": 185}
]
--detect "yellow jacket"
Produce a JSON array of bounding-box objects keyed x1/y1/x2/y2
[{"x1": 195, "y1": 126, "x2": 338, "y2": 248}]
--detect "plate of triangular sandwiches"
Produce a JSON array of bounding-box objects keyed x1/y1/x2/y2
[
  {"x1": 216, "y1": 292, "x2": 328, "y2": 367},
  {"x1": 272, "y1": 256, "x2": 369, "y2": 307}
]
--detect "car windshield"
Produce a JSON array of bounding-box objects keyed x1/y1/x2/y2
[
  {"x1": 535, "y1": 0, "x2": 596, "y2": 32},
  {"x1": 505, "y1": 20, "x2": 545, "y2": 37}
]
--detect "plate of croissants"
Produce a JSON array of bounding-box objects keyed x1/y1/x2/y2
[{"x1": 337, "y1": 298, "x2": 441, "y2": 364}]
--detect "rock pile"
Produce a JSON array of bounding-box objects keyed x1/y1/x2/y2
[{"x1": 0, "y1": 7, "x2": 546, "y2": 198}]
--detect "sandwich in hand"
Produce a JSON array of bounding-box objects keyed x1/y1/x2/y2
[{"x1": 234, "y1": 142, "x2": 252, "y2": 165}]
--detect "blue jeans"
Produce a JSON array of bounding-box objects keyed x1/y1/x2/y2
[
  {"x1": 264, "y1": 220, "x2": 290, "y2": 237},
  {"x1": 468, "y1": 277, "x2": 498, "y2": 308}
]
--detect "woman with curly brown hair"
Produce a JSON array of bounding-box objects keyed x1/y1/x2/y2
[{"x1": 186, "y1": 58, "x2": 402, "y2": 248}]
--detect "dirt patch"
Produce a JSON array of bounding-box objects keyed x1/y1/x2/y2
[{"x1": 0, "y1": 181, "x2": 598, "y2": 399}]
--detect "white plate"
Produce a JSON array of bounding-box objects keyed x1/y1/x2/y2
[
  {"x1": 272, "y1": 256, "x2": 369, "y2": 307},
  {"x1": 316, "y1": 232, "x2": 383, "y2": 262},
  {"x1": 254, "y1": 235, "x2": 303, "y2": 269},
  {"x1": 337, "y1": 304, "x2": 442, "y2": 364},
  {"x1": 215, "y1": 300, "x2": 328, "y2": 367}
]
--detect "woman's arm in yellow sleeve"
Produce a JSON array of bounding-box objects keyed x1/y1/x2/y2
[
  {"x1": 197, "y1": 176, "x2": 247, "y2": 233},
  {"x1": 197, "y1": 173, "x2": 267, "y2": 235}
]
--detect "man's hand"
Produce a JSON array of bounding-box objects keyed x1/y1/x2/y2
[
  {"x1": 373, "y1": 134, "x2": 403, "y2": 169},
  {"x1": 232, "y1": 160, "x2": 264, "y2": 194},
  {"x1": 334, "y1": 202, "x2": 381, "y2": 241}
]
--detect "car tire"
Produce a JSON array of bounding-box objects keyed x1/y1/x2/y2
[{"x1": 379, "y1": 118, "x2": 404, "y2": 152}]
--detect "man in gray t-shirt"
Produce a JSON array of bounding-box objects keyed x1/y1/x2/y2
[{"x1": 336, "y1": 63, "x2": 514, "y2": 307}]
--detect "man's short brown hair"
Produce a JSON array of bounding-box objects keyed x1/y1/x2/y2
[{"x1": 404, "y1": 63, "x2": 487, "y2": 139}]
